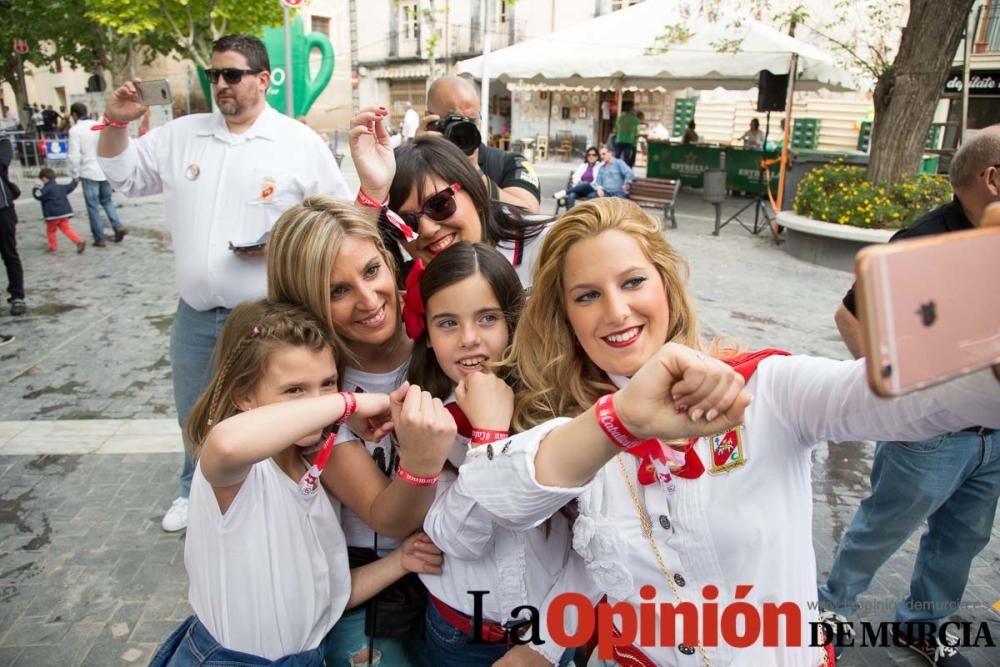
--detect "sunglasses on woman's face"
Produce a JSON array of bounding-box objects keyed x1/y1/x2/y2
[{"x1": 398, "y1": 183, "x2": 463, "y2": 231}]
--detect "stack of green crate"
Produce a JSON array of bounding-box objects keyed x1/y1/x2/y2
[
  {"x1": 925, "y1": 125, "x2": 941, "y2": 150},
  {"x1": 672, "y1": 97, "x2": 697, "y2": 137},
  {"x1": 858, "y1": 121, "x2": 939, "y2": 152},
  {"x1": 791, "y1": 118, "x2": 820, "y2": 149},
  {"x1": 857, "y1": 121, "x2": 873, "y2": 152}
]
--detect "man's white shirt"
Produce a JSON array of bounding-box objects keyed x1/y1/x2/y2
[{"x1": 99, "y1": 106, "x2": 351, "y2": 310}]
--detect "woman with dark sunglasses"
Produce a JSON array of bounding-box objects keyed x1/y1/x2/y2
[
  {"x1": 565, "y1": 147, "x2": 602, "y2": 209},
  {"x1": 350, "y1": 106, "x2": 552, "y2": 288}
]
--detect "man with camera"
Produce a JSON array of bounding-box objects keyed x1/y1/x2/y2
[{"x1": 421, "y1": 76, "x2": 541, "y2": 214}]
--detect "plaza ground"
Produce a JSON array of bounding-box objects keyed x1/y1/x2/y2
[{"x1": 0, "y1": 156, "x2": 996, "y2": 666}]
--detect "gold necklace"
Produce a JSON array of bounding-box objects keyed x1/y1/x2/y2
[{"x1": 617, "y1": 454, "x2": 713, "y2": 667}]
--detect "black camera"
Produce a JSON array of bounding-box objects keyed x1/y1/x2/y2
[{"x1": 429, "y1": 113, "x2": 481, "y2": 156}]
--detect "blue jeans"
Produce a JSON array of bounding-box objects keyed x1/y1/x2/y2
[
  {"x1": 818, "y1": 430, "x2": 1000, "y2": 624},
  {"x1": 81, "y1": 178, "x2": 123, "y2": 242},
  {"x1": 424, "y1": 599, "x2": 574, "y2": 667},
  {"x1": 149, "y1": 615, "x2": 331, "y2": 666},
  {"x1": 566, "y1": 183, "x2": 596, "y2": 209},
  {"x1": 170, "y1": 299, "x2": 231, "y2": 498},
  {"x1": 323, "y1": 607, "x2": 423, "y2": 666}
]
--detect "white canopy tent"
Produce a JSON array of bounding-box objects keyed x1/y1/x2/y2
[
  {"x1": 458, "y1": 0, "x2": 856, "y2": 211},
  {"x1": 457, "y1": 0, "x2": 854, "y2": 91}
]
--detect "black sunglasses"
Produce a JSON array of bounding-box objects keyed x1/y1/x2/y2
[
  {"x1": 981, "y1": 163, "x2": 1000, "y2": 177},
  {"x1": 205, "y1": 68, "x2": 264, "y2": 85}
]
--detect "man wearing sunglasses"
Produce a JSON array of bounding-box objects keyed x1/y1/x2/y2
[
  {"x1": 422, "y1": 76, "x2": 541, "y2": 213},
  {"x1": 97, "y1": 34, "x2": 350, "y2": 534}
]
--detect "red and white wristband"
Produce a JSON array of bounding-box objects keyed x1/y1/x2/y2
[
  {"x1": 91, "y1": 114, "x2": 130, "y2": 131},
  {"x1": 471, "y1": 428, "x2": 509, "y2": 446},
  {"x1": 396, "y1": 466, "x2": 439, "y2": 487},
  {"x1": 297, "y1": 392, "x2": 358, "y2": 498},
  {"x1": 355, "y1": 187, "x2": 418, "y2": 242},
  {"x1": 334, "y1": 391, "x2": 358, "y2": 426},
  {"x1": 594, "y1": 393, "x2": 645, "y2": 450}
]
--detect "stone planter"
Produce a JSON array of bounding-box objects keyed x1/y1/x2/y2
[{"x1": 776, "y1": 211, "x2": 895, "y2": 272}]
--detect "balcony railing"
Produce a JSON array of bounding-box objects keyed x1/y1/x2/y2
[{"x1": 974, "y1": 1, "x2": 1000, "y2": 53}]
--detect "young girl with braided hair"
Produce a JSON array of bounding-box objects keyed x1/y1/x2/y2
[
  {"x1": 402, "y1": 242, "x2": 575, "y2": 665},
  {"x1": 149, "y1": 299, "x2": 443, "y2": 667}
]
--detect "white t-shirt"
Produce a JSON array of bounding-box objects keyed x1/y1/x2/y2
[
  {"x1": 185, "y1": 459, "x2": 350, "y2": 660},
  {"x1": 334, "y1": 361, "x2": 410, "y2": 555},
  {"x1": 402, "y1": 108, "x2": 420, "y2": 140}
]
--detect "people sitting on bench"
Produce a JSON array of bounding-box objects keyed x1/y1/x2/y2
[
  {"x1": 566, "y1": 146, "x2": 601, "y2": 208},
  {"x1": 594, "y1": 145, "x2": 633, "y2": 199}
]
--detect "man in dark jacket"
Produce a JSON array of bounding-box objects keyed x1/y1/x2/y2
[{"x1": 0, "y1": 135, "x2": 26, "y2": 315}]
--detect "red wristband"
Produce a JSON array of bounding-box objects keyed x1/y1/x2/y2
[
  {"x1": 355, "y1": 187, "x2": 387, "y2": 209},
  {"x1": 594, "y1": 393, "x2": 644, "y2": 449},
  {"x1": 91, "y1": 114, "x2": 130, "y2": 131},
  {"x1": 396, "y1": 466, "x2": 439, "y2": 487},
  {"x1": 333, "y1": 392, "x2": 357, "y2": 426},
  {"x1": 471, "y1": 428, "x2": 509, "y2": 445}
]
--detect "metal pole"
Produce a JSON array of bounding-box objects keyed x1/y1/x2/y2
[
  {"x1": 959, "y1": 6, "x2": 981, "y2": 145},
  {"x1": 480, "y1": 0, "x2": 491, "y2": 131},
  {"x1": 185, "y1": 66, "x2": 192, "y2": 116},
  {"x1": 283, "y1": 5, "x2": 295, "y2": 116},
  {"x1": 775, "y1": 52, "x2": 797, "y2": 213}
]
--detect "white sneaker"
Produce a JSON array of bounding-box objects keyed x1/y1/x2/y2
[
  {"x1": 161, "y1": 497, "x2": 189, "y2": 532},
  {"x1": 552, "y1": 189, "x2": 567, "y2": 199}
]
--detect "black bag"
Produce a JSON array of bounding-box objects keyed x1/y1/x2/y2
[
  {"x1": 347, "y1": 546, "x2": 427, "y2": 640},
  {"x1": 7, "y1": 180, "x2": 20, "y2": 200}
]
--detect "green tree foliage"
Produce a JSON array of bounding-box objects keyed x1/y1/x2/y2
[{"x1": 85, "y1": 0, "x2": 284, "y2": 69}]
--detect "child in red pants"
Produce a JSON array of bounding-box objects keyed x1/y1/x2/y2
[{"x1": 32, "y1": 168, "x2": 85, "y2": 253}]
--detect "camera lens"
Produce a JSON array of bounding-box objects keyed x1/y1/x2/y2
[{"x1": 444, "y1": 119, "x2": 481, "y2": 156}]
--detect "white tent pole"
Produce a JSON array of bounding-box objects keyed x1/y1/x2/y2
[{"x1": 480, "y1": 0, "x2": 492, "y2": 131}]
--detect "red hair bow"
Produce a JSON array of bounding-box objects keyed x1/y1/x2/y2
[{"x1": 402, "y1": 260, "x2": 427, "y2": 339}]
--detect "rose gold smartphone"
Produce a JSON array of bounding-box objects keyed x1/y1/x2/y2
[{"x1": 855, "y1": 227, "x2": 1000, "y2": 397}]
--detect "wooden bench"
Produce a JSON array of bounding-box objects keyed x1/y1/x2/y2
[{"x1": 629, "y1": 177, "x2": 681, "y2": 229}]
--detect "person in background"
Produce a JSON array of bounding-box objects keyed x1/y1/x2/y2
[
  {"x1": 68, "y1": 102, "x2": 128, "y2": 247},
  {"x1": 613, "y1": 102, "x2": 640, "y2": 168},
  {"x1": 740, "y1": 118, "x2": 765, "y2": 150},
  {"x1": 818, "y1": 125, "x2": 1000, "y2": 667},
  {"x1": 32, "y1": 168, "x2": 86, "y2": 254},
  {"x1": 422, "y1": 76, "x2": 541, "y2": 214},
  {"x1": 97, "y1": 34, "x2": 351, "y2": 534},
  {"x1": 401, "y1": 101, "x2": 419, "y2": 143},
  {"x1": 565, "y1": 146, "x2": 601, "y2": 208},
  {"x1": 594, "y1": 145, "x2": 633, "y2": 200},
  {"x1": 0, "y1": 133, "x2": 25, "y2": 316},
  {"x1": 682, "y1": 119, "x2": 698, "y2": 144}
]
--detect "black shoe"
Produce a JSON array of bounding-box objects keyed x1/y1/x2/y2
[
  {"x1": 9, "y1": 299, "x2": 26, "y2": 316},
  {"x1": 113, "y1": 227, "x2": 128, "y2": 243},
  {"x1": 0, "y1": 334, "x2": 13, "y2": 347},
  {"x1": 893, "y1": 624, "x2": 971, "y2": 666},
  {"x1": 94, "y1": 239, "x2": 107, "y2": 248},
  {"x1": 817, "y1": 610, "x2": 854, "y2": 659}
]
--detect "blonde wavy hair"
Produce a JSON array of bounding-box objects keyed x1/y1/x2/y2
[
  {"x1": 509, "y1": 198, "x2": 732, "y2": 431},
  {"x1": 267, "y1": 196, "x2": 401, "y2": 364}
]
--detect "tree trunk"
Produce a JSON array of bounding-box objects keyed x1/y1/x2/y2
[
  {"x1": 867, "y1": 0, "x2": 973, "y2": 184},
  {"x1": 2, "y1": 61, "x2": 28, "y2": 129}
]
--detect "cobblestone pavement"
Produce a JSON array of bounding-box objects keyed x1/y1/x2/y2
[{"x1": 0, "y1": 157, "x2": 996, "y2": 666}]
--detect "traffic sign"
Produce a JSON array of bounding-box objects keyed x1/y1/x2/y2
[
  {"x1": 13, "y1": 39, "x2": 28, "y2": 55},
  {"x1": 280, "y1": 0, "x2": 303, "y2": 7}
]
